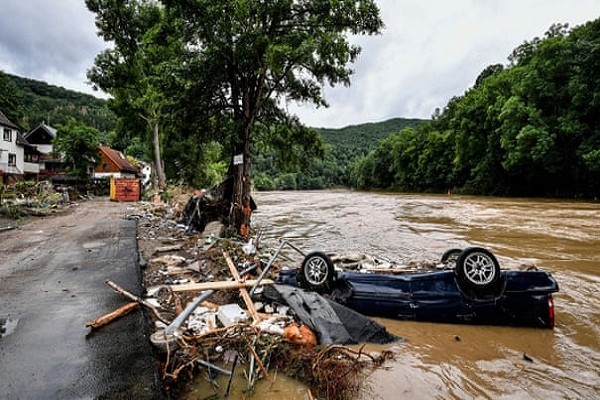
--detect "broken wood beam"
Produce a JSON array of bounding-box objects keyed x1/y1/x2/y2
[
  {"x1": 153, "y1": 244, "x2": 183, "y2": 254},
  {"x1": 85, "y1": 302, "x2": 140, "y2": 330},
  {"x1": 169, "y1": 279, "x2": 274, "y2": 293},
  {"x1": 223, "y1": 251, "x2": 260, "y2": 324}
]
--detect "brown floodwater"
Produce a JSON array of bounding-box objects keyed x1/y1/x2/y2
[{"x1": 187, "y1": 190, "x2": 600, "y2": 399}]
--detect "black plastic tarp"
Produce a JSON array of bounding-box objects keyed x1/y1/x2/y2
[{"x1": 262, "y1": 284, "x2": 401, "y2": 345}]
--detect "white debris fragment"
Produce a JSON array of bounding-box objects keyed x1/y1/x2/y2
[{"x1": 217, "y1": 304, "x2": 249, "y2": 327}]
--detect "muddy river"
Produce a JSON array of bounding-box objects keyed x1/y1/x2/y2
[{"x1": 187, "y1": 190, "x2": 600, "y2": 399}]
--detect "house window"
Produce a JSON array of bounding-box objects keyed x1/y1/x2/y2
[
  {"x1": 25, "y1": 153, "x2": 39, "y2": 162},
  {"x1": 3, "y1": 128, "x2": 11, "y2": 141},
  {"x1": 8, "y1": 153, "x2": 16, "y2": 166}
]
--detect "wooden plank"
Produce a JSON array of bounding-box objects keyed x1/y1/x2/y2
[
  {"x1": 169, "y1": 279, "x2": 274, "y2": 293},
  {"x1": 223, "y1": 251, "x2": 261, "y2": 324}
]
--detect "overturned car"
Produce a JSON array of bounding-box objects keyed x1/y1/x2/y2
[{"x1": 278, "y1": 247, "x2": 559, "y2": 329}]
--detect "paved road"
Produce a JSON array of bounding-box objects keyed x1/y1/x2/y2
[{"x1": 0, "y1": 199, "x2": 162, "y2": 399}]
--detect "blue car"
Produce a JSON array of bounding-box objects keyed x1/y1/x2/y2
[{"x1": 281, "y1": 247, "x2": 559, "y2": 329}]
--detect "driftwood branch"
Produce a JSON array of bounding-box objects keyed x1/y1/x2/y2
[
  {"x1": 105, "y1": 279, "x2": 168, "y2": 324},
  {"x1": 85, "y1": 302, "x2": 140, "y2": 330}
]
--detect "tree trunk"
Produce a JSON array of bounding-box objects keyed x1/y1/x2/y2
[
  {"x1": 152, "y1": 121, "x2": 167, "y2": 188},
  {"x1": 229, "y1": 121, "x2": 253, "y2": 239}
]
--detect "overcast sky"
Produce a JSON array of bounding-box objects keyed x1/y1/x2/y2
[{"x1": 1, "y1": 1, "x2": 599, "y2": 128}]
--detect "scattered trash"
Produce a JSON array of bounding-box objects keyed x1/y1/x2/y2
[
  {"x1": 97, "y1": 188, "x2": 400, "y2": 399},
  {"x1": 0, "y1": 181, "x2": 76, "y2": 221},
  {"x1": 154, "y1": 244, "x2": 184, "y2": 254},
  {"x1": 217, "y1": 304, "x2": 249, "y2": 327}
]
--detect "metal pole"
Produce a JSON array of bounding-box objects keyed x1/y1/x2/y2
[
  {"x1": 164, "y1": 290, "x2": 214, "y2": 335},
  {"x1": 249, "y1": 240, "x2": 287, "y2": 296}
]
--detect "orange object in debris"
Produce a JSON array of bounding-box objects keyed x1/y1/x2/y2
[
  {"x1": 284, "y1": 323, "x2": 317, "y2": 346},
  {"x1": 110, "y1": 177, "x2": 141, "y2": 202}
]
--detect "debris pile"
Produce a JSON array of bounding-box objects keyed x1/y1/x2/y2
[
  {"x1": 0, "y1": 180, "x2": 72, "y2": 220},
  {"x1": 89, "y1": 192, "x2": 398, "y2": 399}
]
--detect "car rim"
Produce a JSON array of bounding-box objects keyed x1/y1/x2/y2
[
  {"x1": 463, "y1": 252, "x2": 496, "y2": 285},
  {"x1": 305, "y1": 256, "x2": 328, "y2": 285}
]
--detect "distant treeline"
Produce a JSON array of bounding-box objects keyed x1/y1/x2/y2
[{"x1": 351, "y1": 20, "x2": 600, "y2": 198}]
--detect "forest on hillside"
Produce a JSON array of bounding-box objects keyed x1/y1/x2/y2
[
  {"x1": 253, "y1": 118, "x2": 427, "y2": 190},
  {"x1": 351, "y1": 20, "x2": 600, "y2": 198},
  {"x1": 0, "y1": 71, "x2": 116, "y2": 133},
  {"x1": 1, "y1": 68, "x2": 424, "y2": 190}
]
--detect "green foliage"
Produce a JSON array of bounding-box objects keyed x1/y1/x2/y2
[
  {"x1": 1, "y1": 71, "x2": 116, "y2": 133},
  {"x1": 53, "y1": 119, "x2": 101, "y2": 180},
  {"x1": 253, "y1": 118, "x2": 427, "y2": 190},
  {"x1": 87, "y1": 0, "x2": 175, "y2": 186},
  {"x1": 85, "y1": 0, "x2": 384, "y2": 202},
  {"x1": 0, "y1": 72, "x2": 25, "y2": 125},
  {"x1": 164, "y1": 0, "x2": 384, "y2": 202},
  {"x1": 351, "y1": 19, "x2": 600, "y2": 198},
  {"x1": 165, "y1": 138, "x2": 227, "y2": 189}
]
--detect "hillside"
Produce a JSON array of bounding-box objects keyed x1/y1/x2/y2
[
  {"x1": 318, "y1": 117, "x2": 427, "y2": 153},
  {"x1": 253, "y1": 117, "x2": 429, "y2": 190},
  {"x1": 1, "y1": 71, "x2": 116, "y2": 132}
]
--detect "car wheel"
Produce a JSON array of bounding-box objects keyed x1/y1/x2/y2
[
  {"x1": 441, "y1": 248, "x2": 462, "y2": 267},
  {"x1": 455, "y1": 247, "x2": 500, "y2": 292},
  {"x1": 298, "y1": 251, "x2": 335, "y2": 294}
]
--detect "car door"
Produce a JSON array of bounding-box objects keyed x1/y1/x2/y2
[
  {"x1": 343, "y1": 273, "x2": 414, "y2": 319},
  {"x1": 410, "y1": 271, "x2": 468, "y2": 323}
]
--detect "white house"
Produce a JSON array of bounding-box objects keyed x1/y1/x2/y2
[{"x1": 0, "y1": 110, "x2": 25, "y2": 183}]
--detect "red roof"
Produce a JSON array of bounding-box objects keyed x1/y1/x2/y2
[{"x1": 99, "y1": 146, "x2": 139, "y2": 175}]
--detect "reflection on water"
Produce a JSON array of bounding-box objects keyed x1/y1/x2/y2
[
  {"x1": 183, "y1": 191, "x2": 599, "y2": 399},
  {"x1": 251, "y1": 190, "x2": 600, "y2": 400}
]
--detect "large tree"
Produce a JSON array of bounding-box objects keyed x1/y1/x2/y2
[
  {"x1": 167, "y1": 0, "x2": 383, "y2": 236},
  {"x1": 86, "y1": 0, "x2": 174, "y2": 188}
]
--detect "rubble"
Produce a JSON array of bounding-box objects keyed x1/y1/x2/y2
[
  {"x1": 95, "y1": 190, "x2": 399, "y2": 399},
  {"x1": 0, "y1": 181, "x2": 75, "y2": 221}
]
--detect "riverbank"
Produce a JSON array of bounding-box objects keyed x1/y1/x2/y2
[{"x1": 133, "y1": 197, "x2": 397, "y2": 399}]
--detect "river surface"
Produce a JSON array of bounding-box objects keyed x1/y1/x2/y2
[{"x1": 186, "y1": 190, "x2": 599, "y2": 399}]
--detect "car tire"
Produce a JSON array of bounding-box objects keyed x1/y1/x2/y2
[
  {"x1": 441, "y1": 248, "x2": 462, "y2": 267},
  {"x1": 455, "y1": 247, "x2": 500, "y2": 293},
  {"x1": 298, "y1": 251, "x2": 335, "y2": 294}
]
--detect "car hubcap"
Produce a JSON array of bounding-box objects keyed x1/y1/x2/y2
[
  {"x1": 305, "y1": 256, "x2": 328, "y2": 285},
  {"x1": 463, "y1": 253, "x2": 495, "y2": 285}
]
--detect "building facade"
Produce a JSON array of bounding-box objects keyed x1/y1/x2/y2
[{"x1": 0, "y1": 110, "x2": 25, "y2": 183}]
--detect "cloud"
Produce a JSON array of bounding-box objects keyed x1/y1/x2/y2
[
  {"x1": 0, "y1": 0, "x2": 106, "y2": 95},
  {"x1": 0, "y1": 0, "x2": 598, "y2": 128},
  {"x1": 289, "y1": 0, "x2": 600, "y2": 127}
]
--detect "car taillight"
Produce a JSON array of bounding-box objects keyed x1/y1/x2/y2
[{"x1": 547, "y1": 295, "x2": 555, "y2": 328}]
